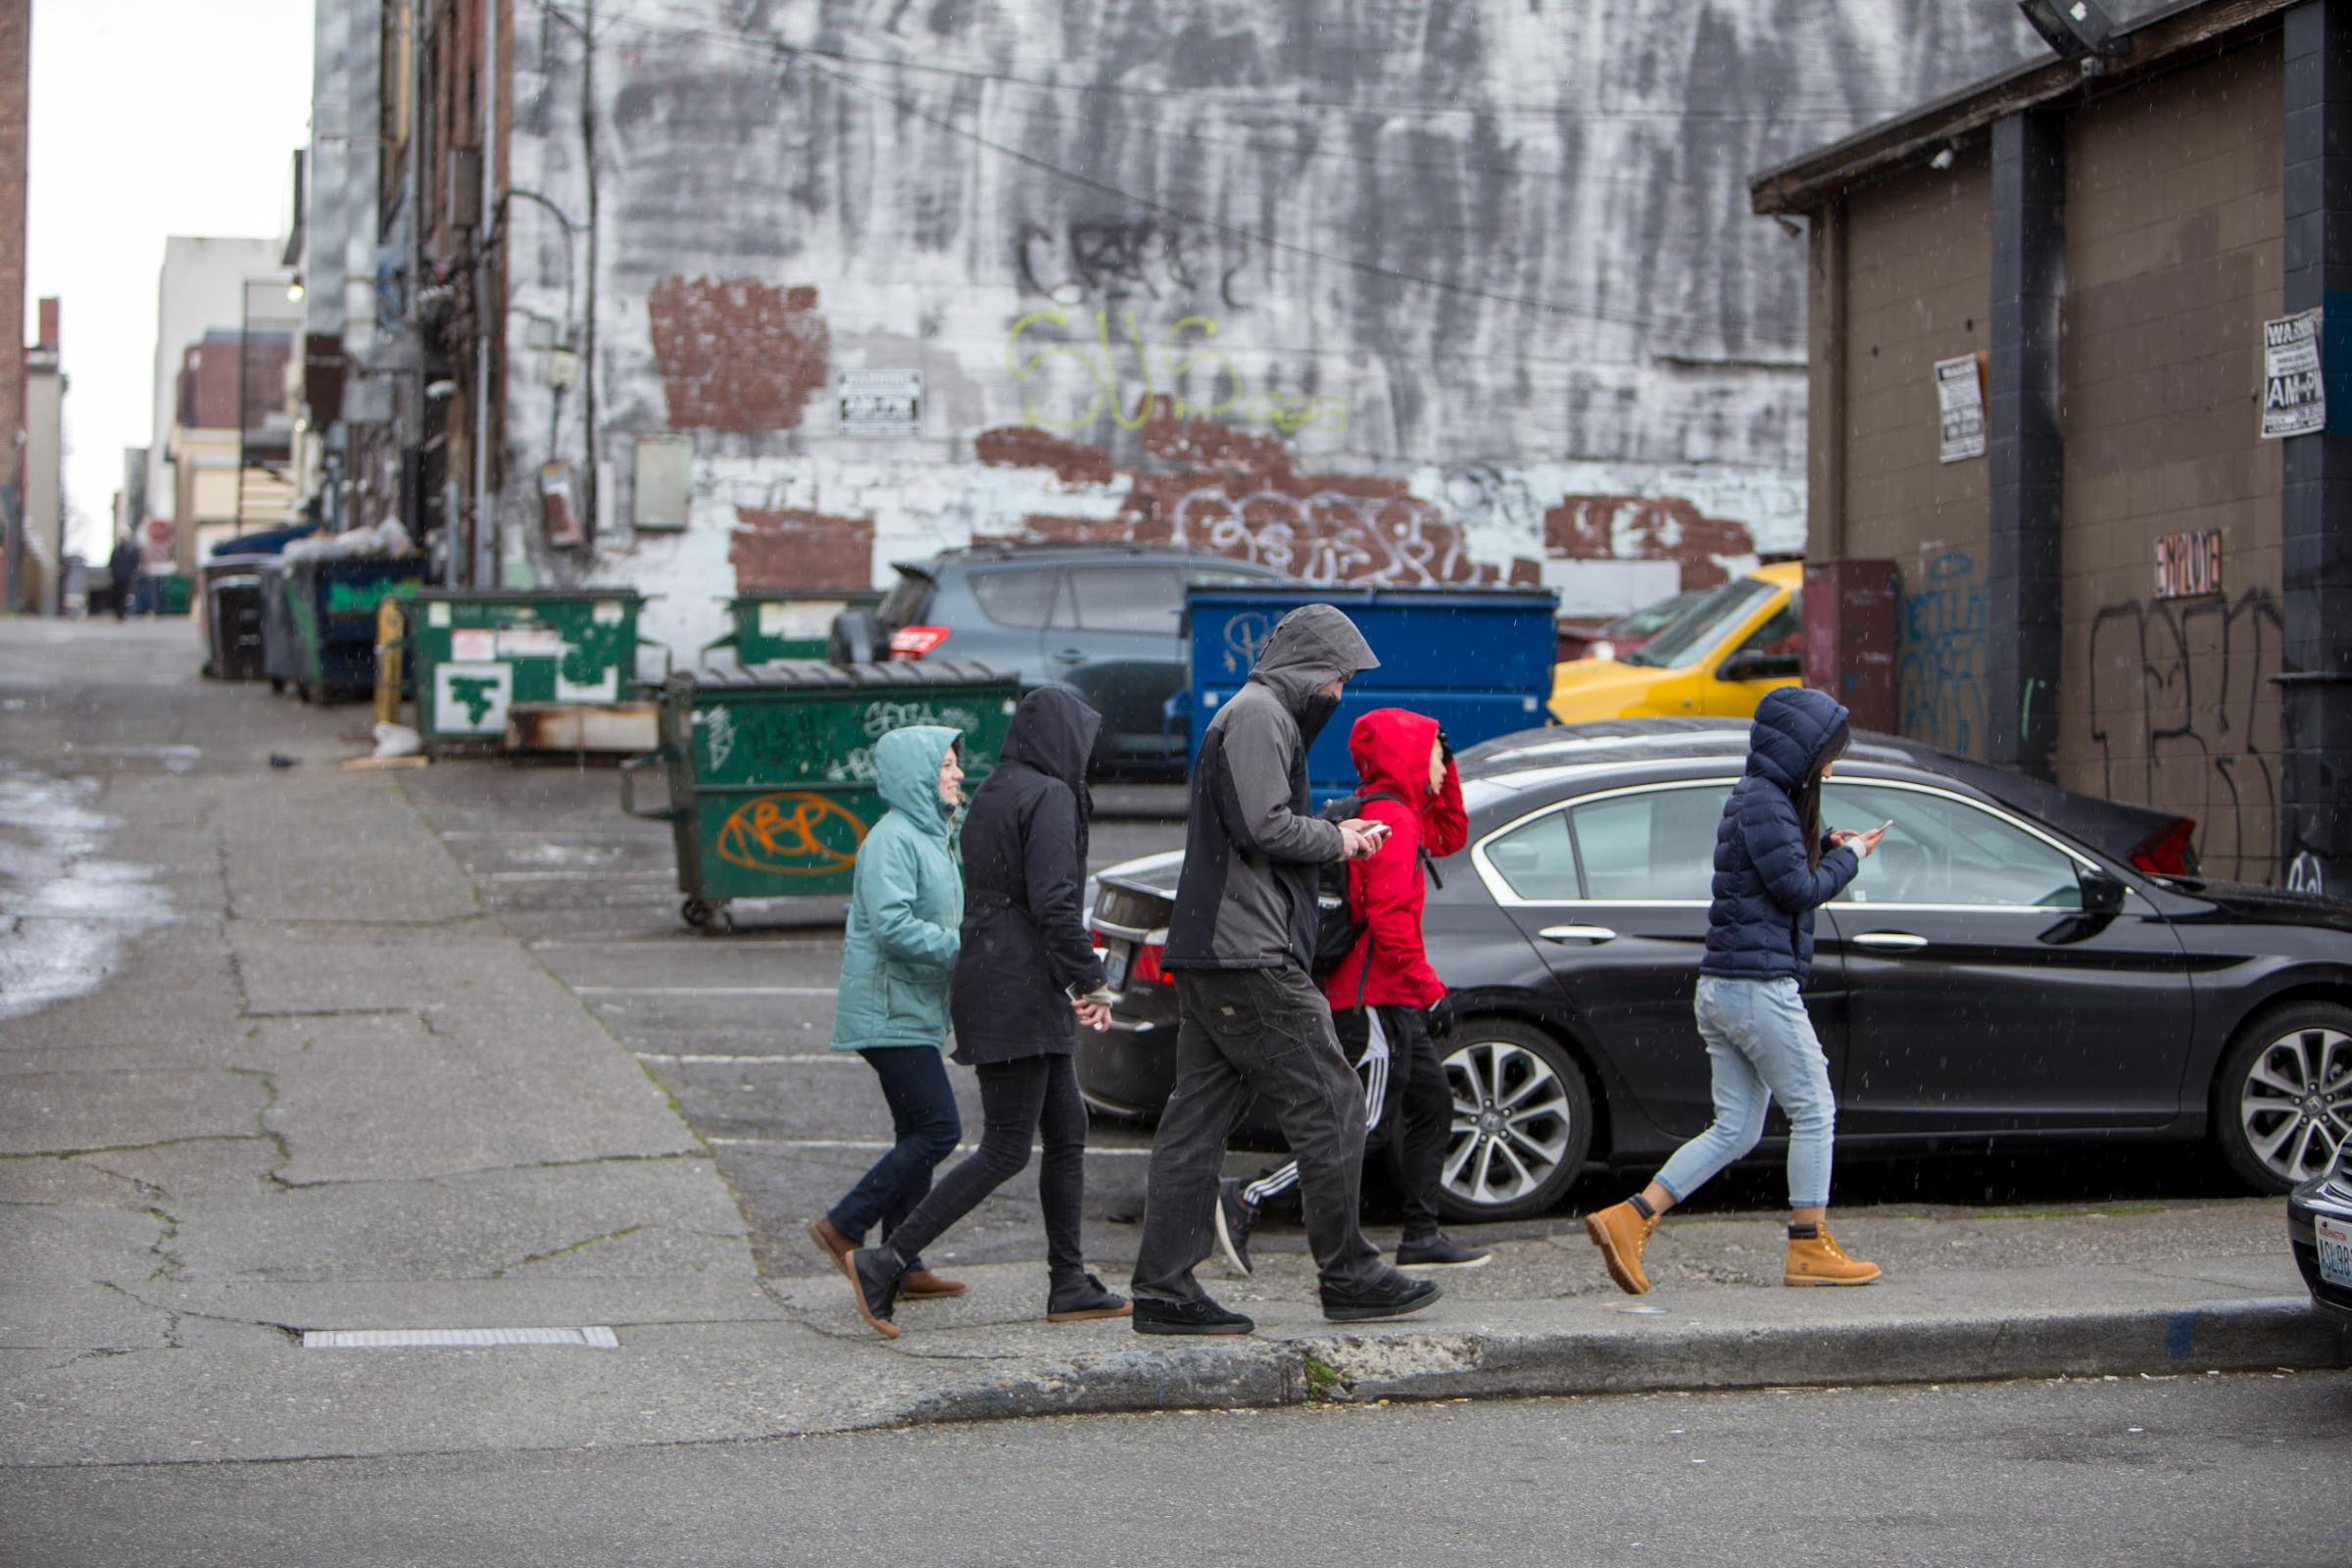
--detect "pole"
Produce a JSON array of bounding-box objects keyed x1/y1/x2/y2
[
  {"x1": 471, "y1": 0, "x2": 499, "y2": 588},
  {"x1": 236, "y1": 280, "x2": 250, "y2": 537}
]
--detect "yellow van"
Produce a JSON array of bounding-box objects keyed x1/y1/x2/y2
[{"x1": 1547, "y1": 561, "x2": 1805, "y2": 724}]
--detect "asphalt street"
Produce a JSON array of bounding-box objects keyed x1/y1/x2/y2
[{"x1": 8, "y1": 1370, "x2": 2346, "y2": 1567}]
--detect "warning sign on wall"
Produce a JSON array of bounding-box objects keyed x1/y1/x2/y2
[
  {"x1": 2260, "y1": 309, "x2": 2326, "y2": 440},
  {"x1": 839, "y1": 370, "x2": 923, "y2": 437},
  {"x1": 1935, "y1": 355, "x2": 1986, "y2": 464}
]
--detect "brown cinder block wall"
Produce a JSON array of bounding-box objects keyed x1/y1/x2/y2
[{"x1": 2057, "y1": 44, "x2": 2285, "y2": 882}]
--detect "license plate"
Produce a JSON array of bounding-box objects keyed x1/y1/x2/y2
[
  {"x1": 1102, "y1": 940, "x2": 1132, "y2": 991},
  {"x1": 2319, "y1": 1214, "x2": 2352, "y2": 1290}
]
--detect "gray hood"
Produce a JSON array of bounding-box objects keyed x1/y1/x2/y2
[{"x1": 1246, "y1": 604, "x2": 1380, "y2": 715}]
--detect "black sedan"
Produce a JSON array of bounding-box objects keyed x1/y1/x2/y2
[
  {"x1": 1080, "y1": 720, "x2": 2352, "y2": 1222},
  {"x1": 2287, "y1": 1156, "x2": 2352, "y2": 1328}
]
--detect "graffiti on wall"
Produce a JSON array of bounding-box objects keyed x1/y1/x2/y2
[
  {"x1": 1542, "y1": 494, "x2": 1756, "y2": 593},
  {"x1": 1896, "y1": 551, "x2": 1988, "y2": 759},
  {"x1": 648, "y1": 278, "x2": 830, "y2": 432},
  {"x1": 1005, "y1": 310, "x2": 1348, "y2": 436},
  {"x1": 1015, "y1": 219, "x2": 1250, "y2": 309},
  {"x1": 2086, "y1": 587, "x2": 2282, "y2": 883}
]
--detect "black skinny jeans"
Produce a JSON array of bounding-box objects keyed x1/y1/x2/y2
[{"x1": 881, "y1": 1054, "x2": 1088, "y2": 1281}]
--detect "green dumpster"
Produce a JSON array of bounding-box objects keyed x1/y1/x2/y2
[
  {"x1": 622, "y1": 660, "x2": 1018, "y2": 930},
  {"x1": 284, "y1": 558, "x2": 427, "y2": 702},
  {"x1": 703, "y1": 590, "x2": 881, "y2": 664},
  {"x1": 408, "y1": 588, "x2": 651, "y2": 747}
]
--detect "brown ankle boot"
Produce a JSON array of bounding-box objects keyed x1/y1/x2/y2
[
  {"x1": 901, "y1": 1267, "x2": 967, "y2": 1299},
  {"x1": 807, "y1": 1217, "x2": 855, "y2": 1279},
  {"x1": 1585, "y1": 1200, "x2": 1661, "y2": 1296},
  {"x1": 1784, "y1": 1225, "x2": 1882, "y2": 1287}
]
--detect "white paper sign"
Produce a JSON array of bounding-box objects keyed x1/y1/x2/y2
[
  {"x1": 498, "y1": 627, "x2": 564, "y2": 659},
  {"x1": 839, "y1": 369, "x2": 923, "y2": 436},
  {"x1": 758, "y1": 600, "x2": 843, "y2": 640},
  {"x1": 2261, "y1": 309, "x2": 2327, "y2": 439},
  {"x1": 450, "y1": 629, "x2": 497, "y2": 662},
  {"x1": 1936, "y1": 355, "x2": 1986, "y2": 463},
  {"x1": 592, "y1": 600, "x2": 625, "y2": 625}
]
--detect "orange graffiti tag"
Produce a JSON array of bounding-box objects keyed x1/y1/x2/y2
[{"x1": 714, "y1": 792, "x2": 867, "y2": 877}]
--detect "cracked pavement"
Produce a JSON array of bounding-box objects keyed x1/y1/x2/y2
[{"x1": 1, "y1": 619, "x2": 2344, "y2": 1478}]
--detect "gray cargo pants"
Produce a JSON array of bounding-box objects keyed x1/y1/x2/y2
[{"x1": 1130, "y1": 965, "x2": 1392, "y2": 1302}]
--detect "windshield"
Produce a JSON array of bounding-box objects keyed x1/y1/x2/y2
[{"x1": 1621, "y1": 578, "x2": 1775, "y2": 668}]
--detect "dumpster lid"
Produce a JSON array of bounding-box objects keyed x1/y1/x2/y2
[
  {"x1": 669, "y1": 659, "x2": 1009, "y2": 691},
  {"x1": 409, "y1": 586, "x2": 647, "y2": 603}
]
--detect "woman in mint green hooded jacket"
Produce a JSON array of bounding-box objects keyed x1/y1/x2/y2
[{"x1": 808, "y1": 723, "x2": 969, "y2": 1301}]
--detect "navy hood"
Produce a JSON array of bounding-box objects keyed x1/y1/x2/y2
[{"x1": 1746, "y1": 687, "x2": 1850, "y2": 794}]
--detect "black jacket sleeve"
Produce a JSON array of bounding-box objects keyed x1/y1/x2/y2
[{"x1": 1025, "y1": 781, "x2": 1108, "y2": 994}]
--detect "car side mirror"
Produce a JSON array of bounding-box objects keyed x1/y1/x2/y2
[
  {"x1": 2078, "y1": 866, "x2": 2128, "y2": 916},
  {"x1": 1720, "y1": 649, "x2": 1800, "y2": 683}
]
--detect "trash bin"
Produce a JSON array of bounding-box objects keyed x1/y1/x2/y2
[
  {"x1": 406, "y1": 588, "x2": 653, "y2": 748},
  {"x1": 1180, "y1": 585, "x2": 1560, "y2": 801},
  {"x1": 257, "y1": 561, "x2": 299, "y2": 693},
  {"x1": 282, "y1": 558, "x2": 427, "y2": 703},
  {"x1": 200, "y1": 562, "x2": 270, "y2": 681},
  {"x1": 703, "y1": 590, "x2": 881, "y2": 664},
  {"x1": 622, "y1": 660, "x2": 1019, "y2": 931}
]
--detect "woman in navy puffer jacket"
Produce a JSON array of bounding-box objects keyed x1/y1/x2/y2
[{"x1": 1585, "y1": 686, "x2": 1887, "y2": 1295}]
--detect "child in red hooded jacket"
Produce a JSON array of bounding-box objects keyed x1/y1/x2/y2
[{"x1": 1211, "y1": 708, "x2": 1489, "y2": 1274}]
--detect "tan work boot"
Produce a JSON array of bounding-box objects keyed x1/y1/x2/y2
[
  {"x1": 1584, "y1": 1200, "x2": 1661, "y2": 1296},
  {"x1": 901, "y1": 1268, "x2": 968, "y2": 1299},
  {"x1": 1784, "y1": 1225, "x2": 1882, "y2": 1287}
]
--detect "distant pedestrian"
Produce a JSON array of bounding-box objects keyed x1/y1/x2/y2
[
  {"x1": 108, "y1": 533, "x2": 139, "y2": 620},
  {"x1": 1129, "y1": 604, "x2": 1441, "y2": 1335},
  {"x1": 1585, "y1": 686, "x2": 1886, "y2": 1294},
  {"x1": 808, "y1": 724, "x2": 970, "y2": 1308},
  {"x1": 1213, "y1": 707, "x2": 1487, "y2": 1274},
  {"x1": 843, "y1": 687, "x2": 1130, "y2": 1338}
]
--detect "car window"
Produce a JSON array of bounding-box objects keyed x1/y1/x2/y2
[
  {"x1": 1622, "y1": 578, "x2": 1774, "y2": 668},
  {"x1": 970, "y1": 568, "x2": 1060, "y2": 629},
  {"x1": 1068, "y1": 565, "x2": 1184, "y2": 633},
  {"x1": 1569, "y1": 784, "x2": 1732, "y2": 902},
  {"x1": 1481, "y1": 809, "x2": 1580, "y2": 902},
  {"x1": 1726, "y1": 595, "x2": 1803, "y2": 680},
  {"x1": 876, "y1": 570, "x2": 932, "y2": 628},
  {"x1": 1824, "y1": 783, "x2": 2083, "y2": 907}
]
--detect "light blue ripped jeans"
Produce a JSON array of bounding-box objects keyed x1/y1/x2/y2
[{"x1": 1653, "y1": 975, "x2": 1837, "y2": 1209}]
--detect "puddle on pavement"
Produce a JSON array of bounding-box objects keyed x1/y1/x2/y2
[{"x1": 0, "y1": 763, "x2": 172, "y2": 1020}]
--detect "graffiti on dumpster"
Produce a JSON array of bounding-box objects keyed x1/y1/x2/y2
[
  {"x1": 714, "y1": 792, "x2": 867, "y2": 877},
  {"x1": 829, "y1": 699, "x2": 1001, "y2": 783},
  {"x1": 433, "y1": 663, "x2": 514, "y2": 736},
  {"x1": 703, "y1": 706, "x2": 738, "y2": 771}
]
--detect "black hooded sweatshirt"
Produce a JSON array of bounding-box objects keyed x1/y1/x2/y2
[{"x1": 947, "y1": 686, "x2": 1110, "y2": 1064}]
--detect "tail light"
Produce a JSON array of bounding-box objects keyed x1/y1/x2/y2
[
  {"x1": 889, "y1": 624, "x2": 952, "y2": 660},
  {"x1": 1131, "y1": 941, "x2": 1173, "y2": 986},
  {"x1": 2128, "y1": 817, "x2": 2200, "y2": 877}
]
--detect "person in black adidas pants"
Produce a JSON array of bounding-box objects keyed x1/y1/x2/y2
[{"x1": 1211, "y1": 707, "x2": 1486, "y2": 1274}]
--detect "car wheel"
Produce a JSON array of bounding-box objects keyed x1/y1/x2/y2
[
  {"x1": 1432, "y1": 1018, "x2": 1593, "y2": 1223},
  {"x1": 2213, "y1": 1001, "x2": 2352, "y2": 1194}
]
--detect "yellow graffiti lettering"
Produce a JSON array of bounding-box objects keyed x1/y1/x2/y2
[{"x1": 1004, "y1": 311, "x2": 1349, "y2": 436}]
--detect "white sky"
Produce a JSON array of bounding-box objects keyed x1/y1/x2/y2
[{"x1": 28, "y1": 0, "x2": 315, "y2": 558}]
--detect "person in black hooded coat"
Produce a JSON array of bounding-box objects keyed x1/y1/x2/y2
[{"x1": 842, "y1": 686, "x2": 1130, "y2": 1338}]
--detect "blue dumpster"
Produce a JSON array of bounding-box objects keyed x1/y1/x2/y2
[{"x1": 1181, "y1": 585, "x2": 1559, "y2": 801}]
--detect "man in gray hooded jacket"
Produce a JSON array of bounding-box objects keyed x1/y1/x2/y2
[{"x1": 1129, "y1": 604, "x2": 1442, "y2": 1334}]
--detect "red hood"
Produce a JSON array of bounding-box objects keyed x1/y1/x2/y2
[{"x1": 1348, "y1": 708, "x2": 1441, "y2": 804}]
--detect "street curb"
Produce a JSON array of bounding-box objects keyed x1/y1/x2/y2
[{"x1": 902, "y1": 1297, "x2": 2352, "y2": 1424}]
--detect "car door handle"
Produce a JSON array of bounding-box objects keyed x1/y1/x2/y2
[
  {"x1": 1539, "y1": 924, "x2": 1618, "y2": 944},
  {"x1": 1052, "y1": 647, "x2": 1086, "y2": 662},
  {"x1": 1850, "y1": 931, "x2": 1929, "y2": 950}
]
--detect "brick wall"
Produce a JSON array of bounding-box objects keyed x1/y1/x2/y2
[
  {"x1": 0, "y1": 0, "x2": 26, "y2": 586},
  {"x1": 2057, "y1": 40, "x2": 2285, "y2": 883},
  {"x1": 1839, "y1": 149, "x2": 1995, "y2": 758}
]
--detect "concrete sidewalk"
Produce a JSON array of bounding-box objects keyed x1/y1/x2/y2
[{"x1": 2, "y1": 621, "x2": 2344, "y2": 1472}]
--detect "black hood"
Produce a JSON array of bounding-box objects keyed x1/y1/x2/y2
[{"x1": 1002, "y1": 685, "x2": 1102, "y2": 800}]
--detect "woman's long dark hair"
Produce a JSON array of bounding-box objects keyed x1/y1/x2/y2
[{"x1": 1794, "y1": 722, "x2": 1851, "y2": 869}]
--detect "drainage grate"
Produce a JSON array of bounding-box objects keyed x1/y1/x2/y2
[{"x1": 302, "y1": 1326, "x2": 620, "y2": 1349}]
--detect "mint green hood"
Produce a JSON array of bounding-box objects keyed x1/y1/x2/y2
[{"x1": 872, "y1": 725, "x2": 961, "y2": 836}]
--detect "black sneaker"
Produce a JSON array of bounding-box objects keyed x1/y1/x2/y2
[
  {"x1": 847, "y1": 1246, "x2": 905, "y2": 1341},
  {"x1": 1396, "y1": 1232, "x2": 1491, "y2": 1269},
  {"x1": 1320, "y1": 1272, "x2": 1443, "y2": 1323},
  {"x1": 1047, "y1": 1271, "x2": 1133, "y2": 1323},
  {"x1": 1132, "y1": 1295, "x2": 1256, "y2": 1336},
  {"x1": 1213, "y1": 1178, "x2": 1258, "y2": 1276}
]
